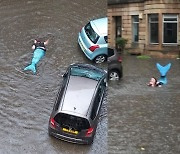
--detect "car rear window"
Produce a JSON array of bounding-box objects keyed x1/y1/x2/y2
[
  {"x1": 84, "y1": 22, "x2": 99, "y2": 44},
  {"x1": 70, "y1": 66, "x2": 104, "y2": 81},
  {"x1": 54, "y1": 113, "x2": 90, "y2": 131}
]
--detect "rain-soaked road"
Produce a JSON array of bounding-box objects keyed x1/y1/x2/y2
[
  {"x1": 0, "y1": 1, "x2": 107, "y2": 154},
  {"x1": 108, "y1": 55, "x2": 180, "y2": 154}
]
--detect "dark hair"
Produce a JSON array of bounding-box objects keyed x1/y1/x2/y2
[
  {"x1": 152, "y1": 77, "x2": 157, "y2": 83},
  {"x1": 35, "y1": 39, "x2": 41, "y2": 43}
]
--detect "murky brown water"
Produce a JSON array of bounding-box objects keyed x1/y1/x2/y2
[
  {"x1": 1, "y1": 1, "x2": 180, "y2": 154},
  {"x1": 0, "y1": 1, "x2": 107, "y2": 154},
  {"x1": 108, "y1": 55, "x2": 180, "y2": 154}
]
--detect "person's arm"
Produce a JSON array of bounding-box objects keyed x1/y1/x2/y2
[
  {"x1": 44, "y1": 39, "x2": 49, "y2": 46},
  {"x1": 32, "y1": 39, "x2": 37, "y2": 50},
  {"x1": 32, "y1": 44, "x2": 36, "y2": 50}
]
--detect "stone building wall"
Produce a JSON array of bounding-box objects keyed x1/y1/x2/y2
[{"x1": 108, "y1": 0, "x2": 180, "y2": 57}]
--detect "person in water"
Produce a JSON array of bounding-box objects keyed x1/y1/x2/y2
[
  {"x1": 32, "y1": 39, "x2": 48, "y2": 51},
  {"x1": 24, "y1": 39, "x2": 49, "y2": 74},
  {"x1": 147, "y1": 63, "x2": 171, "y2": 87},
  {"x1": 147, "y1": 77, "x2": 163, "y2": 87}
]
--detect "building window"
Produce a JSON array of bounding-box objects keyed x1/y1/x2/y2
[
  {"x1": 149, "y1": 14, "x2": 159, "y2": 44},
  {"x1": 163, "y1": 15, "x2": 178, "y2": 44},
  {"x1": 132, "y1": 15, "x2": 139, "y2": 42},
  {"x1": 115, "y1": 16, "x2": 122, "y2": 38}
]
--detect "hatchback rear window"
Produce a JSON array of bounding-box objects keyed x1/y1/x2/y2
[
  {"x1": 85, "y1": 22, "x2": 99, "y2": 44},
  {"x1": 108, "y1": 48, "x2": 114, "y2": 57},
  {"x1": 54, "y1": 113, "x2": 90, "y2": 131}
]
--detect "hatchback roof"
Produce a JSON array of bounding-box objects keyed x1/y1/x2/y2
[
  {"x1": 90, "y1": 17, "x2": 107, "y2": 36},
  {"x1": 60, "y1": 75, "x2": 98, "y2": 117}
]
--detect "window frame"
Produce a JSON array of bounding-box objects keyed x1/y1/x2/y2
[
  {"x1": 162, "y1": 14, "x2": 178, "y2": 45},
  {"x1": 115, "y1": 16, "x2": 122, "y2": 38},
  {"x1": 149, "y1": 14, "x2": 159, "y2": 44},
  {"x1": 132, "y1": 15, "x2": 139, "y2": 43}
]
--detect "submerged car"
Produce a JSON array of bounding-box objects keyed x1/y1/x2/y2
[
  {"x1": 108, "y1": 47, "x2": 123, "y2": 80},
  {"x1": 78, "y1": 17, "x2": 108, "y2": 63},
  {"x1": 48, "y1": 63, "x2": 107, "y2": 144}
]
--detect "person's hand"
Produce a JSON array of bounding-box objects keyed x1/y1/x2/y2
[
  {"x1": 44, "y1": 39, "x2": 49, "y2": 45},
  {"x1": 32, "y1": 45, "x2": 35, "y2": 50}
]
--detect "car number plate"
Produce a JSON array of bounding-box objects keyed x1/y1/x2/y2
[{"x1": 62, "y1": 128, "x2": 78, "y2": 134}]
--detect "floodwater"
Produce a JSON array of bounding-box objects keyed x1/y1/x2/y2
[
  {"x1": 0, "y1": 1, "x2": 107, "y2": 154},
  {"x1": 108, "y1": 55, "x2": 180, "y2": 154}
]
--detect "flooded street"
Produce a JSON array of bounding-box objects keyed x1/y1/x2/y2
[
  {"x1": 108, "y1": 55, "x2": 180, "y2": 154},
  {"x1": 1, "y1": 1, "x2": 180, "y2": 154},
  {"x1": 0, "y1": 1, "x2": 107, "y2": 154}
]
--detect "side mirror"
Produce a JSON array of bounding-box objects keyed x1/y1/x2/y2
[{"x1": 103, "y1": 78, "x2": 108, "y2": 87}]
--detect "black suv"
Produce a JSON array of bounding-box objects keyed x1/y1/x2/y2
[
  {"x1": 48, "y1": 63, "x2": 107, "y2": 144},
  {"x1": 108, "y1": 47, "x2": 123, "y2": 80}
]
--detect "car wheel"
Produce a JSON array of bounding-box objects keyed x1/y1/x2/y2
[
  {"x1": 108, "y1": 70, "x2": 120, "y2": 81},
  {"x1": 94, "y1": 55, "x2": 107, "y2": 64}
]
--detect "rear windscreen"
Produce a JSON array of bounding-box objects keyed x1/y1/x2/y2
[
  {"x1": 108, "y1": 48, "x2": 114, "y2": 57},
  {"x1": 54, "y1": 113, "x2": 90, "y2": 131},
  {"x1": 84, "y1": 22, "x2": 99, "y2": 44}
]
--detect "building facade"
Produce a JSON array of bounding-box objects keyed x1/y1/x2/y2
[{"x1": 108, "y1": 0, "x2": 180, "y2": 57}]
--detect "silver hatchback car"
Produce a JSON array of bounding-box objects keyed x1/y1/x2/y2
[
  {"x1": 78, "y1": 17, "x2": 108, "y2": 63},
  {"x1": 48, "y1": 63, "x2": 107, "y2": 144}
]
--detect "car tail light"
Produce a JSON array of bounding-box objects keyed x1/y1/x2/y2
[
  {"x1": 50, "y1": 118, "x2": 56, "y2": 128},
  {"x1": 118, "y1": 56, "x2": 122, "y2": 62},
  {"x1": 86, "y1": 127, "x2": 94, "y2": 136},
  {"x1": 89, "y1": 45, "x2": 99, "y2": 52}
]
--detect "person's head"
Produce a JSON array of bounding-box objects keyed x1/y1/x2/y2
[
  {"x1": 149, "y1": 77, "x2": 157, "y2": 87},
  {"x1": 34, "y1": 39, "x2": 41, "y2": 44},
  {"x1": 32, "y1": 39, "x2": 44, "y2": 50},
  {"x1": 34, "y1": 39, "x2": 48, "y2": 45},
  {"x1": 150, "y1": 77, "x2": 157, "y2": 83}
]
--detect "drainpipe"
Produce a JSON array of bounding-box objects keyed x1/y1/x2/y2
[{"x1": 143, "y1": 44, "x2": 146, "y2": 55}]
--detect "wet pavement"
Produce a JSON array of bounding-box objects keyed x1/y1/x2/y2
[
  {"x1": 0, "y1": 1, "x2": 107, "y2": 154},
  {"x1": 108, "y1": 55, "x2": 180, "y2": 154}
]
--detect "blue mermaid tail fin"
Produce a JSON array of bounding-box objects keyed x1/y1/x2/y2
[
  {"x1": 156, "y1": 63, "x2": 171, "y2": 84},
  {"x1": 24, "y1": 49, "x2": 45, "y2": 74},
  {"x1": 24, "y1": 63, "x2": 36, "y2": 74},
  {"x1": 156, "y1": 63, "x2": 171, "y2": 77}
]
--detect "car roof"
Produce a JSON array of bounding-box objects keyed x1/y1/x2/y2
[
  {"x1": 90, "y1": 17, "x2": 107, "y2": 36},
  {"x1": 60, "y1": 75, "x2": 98, "y2": 117}
]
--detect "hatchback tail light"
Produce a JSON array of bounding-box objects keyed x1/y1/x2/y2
[
  {"x1": 50, "y1": 118, "x2": 56, "y2": 128},
  {"x1": 89, "y1": 45, "x2": 99, "y2": 52},
  {"x1": 118, "y1": 56, "x2": 122, "y2": 62},
  {"x1": 86, "y1": 127, "x2": 94, "y2": 136}
]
